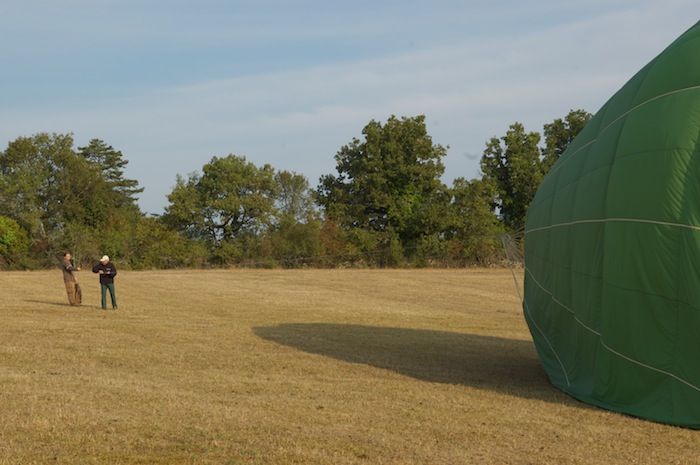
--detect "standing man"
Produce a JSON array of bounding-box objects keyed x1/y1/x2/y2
[
  {"x1": 92, "y1": 255, "x2": 118, "y2": 310},
  {"x1": 61, "y1": 252, "x2": 81, "y2": 306}
]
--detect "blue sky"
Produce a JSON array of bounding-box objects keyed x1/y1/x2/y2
[{"x1": 1, "y1": 1, "x2": 698, "y2": 214}]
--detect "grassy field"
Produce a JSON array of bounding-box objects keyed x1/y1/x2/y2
[{"x1": 0, "y1": 268, "x2": 697, "y2": 464}]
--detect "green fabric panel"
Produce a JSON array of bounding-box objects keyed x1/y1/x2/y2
[
  {"x1": 570, "y1": 222, "x2": 604, "y2": 332},
  {"x1": 602, "y1": 222, "x2": 678, "y2": 300},
  {"x1": 600, "y1": 286, "x2": 677, "y2": 367},
  {"x1": 524, "y1": 20, "x2": 700, "y2": 428},
  {"x1": 675, "y1": 303, "x2": 700, "y2": 389},
  {"x1": 678, "y1": 228, "x2": 700, "y2": 306}
]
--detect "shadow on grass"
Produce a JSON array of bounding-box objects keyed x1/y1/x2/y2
[
  {"x1": 254, "y1": 323, "x2": 570, "y2": 403},
  {"x1": 25, "y1": 299, "x2": 73, "y2": 307},
  {"x1": 25, "y1": 299, "x2": 97, "y2": 309}
]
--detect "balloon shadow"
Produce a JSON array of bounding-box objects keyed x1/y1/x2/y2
[
  {"x1": 254, "y1": 323, "x2": 570, "y2": 403},
  {"x1": 25, "y1": 299, "x2": 72, "y2": 307}
]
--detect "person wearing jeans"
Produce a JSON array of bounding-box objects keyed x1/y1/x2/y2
[{"x1": 92, "y1": 255, "x2": 118, "y2": 310}]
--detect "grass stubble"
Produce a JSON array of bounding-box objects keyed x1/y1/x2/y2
[{"x1": 0, "y1": 268, "x2": 697, "y2": 464}]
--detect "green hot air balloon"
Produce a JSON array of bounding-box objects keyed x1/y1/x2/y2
[{"x1": 524, "y1": 21, "x2": 700, "y2": 428}]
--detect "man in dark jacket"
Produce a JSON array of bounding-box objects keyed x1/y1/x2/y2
[{"x1": 92, "y1": 255, "x2": 118, "y2": 310}]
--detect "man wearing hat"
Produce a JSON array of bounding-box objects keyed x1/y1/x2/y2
[{"x1": 92, "y1": 255, "x2": 118, "y2": 310}]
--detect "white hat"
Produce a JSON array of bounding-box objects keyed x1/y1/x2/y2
[{"x1": 100, "y1": 255, "x2": 109, "y2": 262}]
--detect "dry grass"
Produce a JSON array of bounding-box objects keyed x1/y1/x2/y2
[{"x1": 0, "y1": 268, "x2": 697, "y2": 464}]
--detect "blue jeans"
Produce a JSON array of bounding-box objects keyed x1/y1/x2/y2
[{"x1": 101, "y1": 283, "x2": 117, "y2": 309}]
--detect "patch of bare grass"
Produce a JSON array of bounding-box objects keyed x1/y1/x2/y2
[{"x1": 0, "y1": 269, "x2": 697, "y2": 464}]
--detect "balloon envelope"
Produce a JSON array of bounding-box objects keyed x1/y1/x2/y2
[{"x1": 524, "y1": 20, "x2": 700, "y2": 428}]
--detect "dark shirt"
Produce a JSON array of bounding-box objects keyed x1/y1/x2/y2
[{"x1": 92, "y1": 262, "x2": 117, "y2": 284}]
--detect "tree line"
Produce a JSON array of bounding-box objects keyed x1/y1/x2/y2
[{"x1": 0, "y1": 111, "x2": 591, "y2": 270}]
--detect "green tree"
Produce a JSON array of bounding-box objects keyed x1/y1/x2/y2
[
  {"x1": 274, "y1": 170, "x2": 316, "y2": 224},
  {"x1": 162, "y1": 154, "x2": 278, "y2": 250},
  {"x1": 262, "y1": 218, "x2": 324, "y2": 268},
  {"x1": 129, "y1": 216, "x2": 208, "y2": 269},
  {"x1": 77, "y1": 139, "x2": 144, "y2": 210},
  {"x1": 256, "y1": 170, "x2": 324, "y2": 267},
  {"x1": 316, "y1": 115, "x2": 449, "y2": 263},
  {"x1": 480, "y1": 123, "x2": 543, "y2": 231},
  {"x1": 0, "y1": 216, "x2": 30, "y2": 269},
  {"x1": 0, "y1": 133, "x2": 107, "y2": 261},
  {"x1": 542, "y1": 109, "x2": 592, "y2": 171},
  {"x1": 0, "y1": 133, "x2": 68, "y2": 241},
  {"x1": 0, "y1": 133, "x2": 145, "y2": 266},
  {"x1": 479, "y1": 110, "x2": 591, "y2": 233},
  {"x1": 447, "y1": 177, "x2": 505, "y2": 264}
]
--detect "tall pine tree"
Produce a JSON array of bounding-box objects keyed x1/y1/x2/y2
[{"x1": 78, "y1": 139, "x2": 143, "y2": 210}]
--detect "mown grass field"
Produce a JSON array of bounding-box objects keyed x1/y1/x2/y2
[{"x1": 0, "y1": 268, "x2": 697, "y2": 464}]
